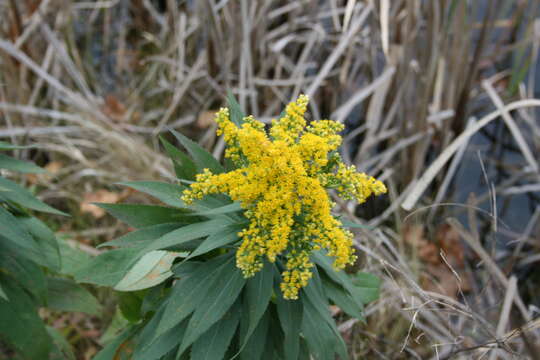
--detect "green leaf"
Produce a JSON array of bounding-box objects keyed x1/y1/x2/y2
[
  {"x1": 46, "y1": 277, "x2": 102, "y2": 316},
  {"x1": 302, "y1": 268, "x2": 331, "y2": 324},
  {"x1": 0, "y1": 253, "x2": 47, "y2": 304},
  {"x1": 119, "y1": 292, "x2": 143, "y2": 323},
  {"x1": 170, "y1": 129, "x2": 224, "y2": 174},
  {"x1": 350, "y1": 272, "x2": 381, "y2": 304},
  {"x1": 227, "y1": 91, "x2": 246, "y2": 127},
  {"x1": 99, "y1": 308, "x2": 130, "y2": 345},
  {"x1": 313, "y1": 251, "x2": 364, "y2": 308},
  {"x1": 191, "y1": 202, "x2": 243, "y2": 217},
  {"x1": 0, "y1": 177, "x2": 67, "y2": 215},
  {"x1": 0, "y1": 141, "x2": 35, "y2": 150},
  {"x1": 322, "y1": 275, "x2": 364, "y2": 321},
  {"x1": 141, "y1": 218, "x2": 233, "y2": 254},
  {"x1": 57, "y1": 239, "x2": 92, "y2": 277},
  {"x1": 276, "y1": 293, "x2": 303, "y2": 360},
  {"x1": 240, "y1": 308, "x2": 270, "y2": 360},
  {"x1": 47, "y1": 326, "x2": 76, "y2": 360},
  {"x1": 263, "y1": 310, "x2": 285, "y2": 360},
  {"x1": 118, "y1": 181, "x2": 234, "y2": 215},
  {"x1": 186, "y1": 225, "x2": 240, "y2": 260},
  {"x1": 74, "y1": 246, "x2": 142, "y2": 287},
  {"x1": 114, "y1": 250, "x2": 186, "y2": 291},
  {"x1": 0, "y1": 207, "x2": 43, "y2": 264},
  {"x1": 241, "y1": 262, "x2": 274, "y2": 347},
  {"x1": 118, "y1": 181, "x2": 187, "y2": 208},
  {"x1": 98, "y1": 223, "x2": 183, "y2": 249},
  {"x1": 341, "y1": 219, "x2": 373, "y2": 229},
  {"x1": 96, "y1": 203, "x2": 195, "y2": 228},
  {"x1": 178, "y1": 258, "x2": 246, "y2": 355},
  {"x1": 0, "y1": 277, "x2": 52, "y2": 359},
  {"x1": 301, "y1": 297, "x2": 334, "y2": 360},
  {"x1": 0, "y1": 154, "x2": 45, "y2": 173},
  {"x1": 303, "y1": 268, "x2": 348, "y2": 359},
  {"x1": 19, "y1": 216, "x2": 61, "y2": 271},
  {"x1": 93, "y1": 326, "x2": 139, "y2": 360},
  {"x1": 191, "y1": 300, "x2": 241, "y2": 360},
  {"x1": 155, "y1": 254, "x2": 233, "y2": 340},
  {"x1": 134, "y1": 308, "x2": 188, "y2": 360},
  {"x1": 160, "y1": 136, "x2": 197, "y2": 180}
]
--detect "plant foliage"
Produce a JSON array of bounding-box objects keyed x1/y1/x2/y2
[
  {"x1": 79, "y1": 97, "x2": 382, "y2": 360},
  {"x1": 0, "y1": 142, "x2": 100, "y2": 359}
]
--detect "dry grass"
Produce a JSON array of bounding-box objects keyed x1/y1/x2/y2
[{"x1": 1, "y1": 0, "x2": 540, "y2": 359}]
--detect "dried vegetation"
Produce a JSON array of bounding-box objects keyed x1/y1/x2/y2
[{"x1": 1, "y1": 0, "x2": 540, "y2": 358}]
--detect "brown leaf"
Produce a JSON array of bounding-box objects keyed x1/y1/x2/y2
[
  {"x1": 44, "y1": 160, "x2": 64, "y2": 174},
  {"x1": 403, "y1": 224, "x2": 439, "y2": 264},
  {"x1": 80, "y1": 190, "x2": 121, "y2": 218},
  {"x1": 25, "y1": 160, "x2": 64, "y2": 184},
  {"x1": 103, "y1": 94, "x2": 127, "y2": 122},
  {"x1": 196, "y1": 110, "x2": 217, "y2": 129},
  {"x1": 422, "y1": 262, "x2": 471, "y2": 297},
  {"x1": 436, "y1": 223, "x2": 464, "y2": 267}
]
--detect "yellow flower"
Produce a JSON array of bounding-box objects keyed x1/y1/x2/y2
[{"x1": 182, "y1": 95, "x2": 386, "y2": 299}]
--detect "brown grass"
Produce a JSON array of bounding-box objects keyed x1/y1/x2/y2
[{"x1": 1, "y1": 0, "x2": 540, "y2": 358}]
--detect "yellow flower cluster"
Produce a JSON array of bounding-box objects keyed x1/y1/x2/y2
[{"x1": 182, "y1": 95, "x2": 386, "y2": 299}]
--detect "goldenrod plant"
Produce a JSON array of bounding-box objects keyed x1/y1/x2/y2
[
  {"x1": 80, "y1": 95, "x2": 385, "y2": 360},
  {"x1": 0, "y1": 142, "x2": 100, "y2": 360}
]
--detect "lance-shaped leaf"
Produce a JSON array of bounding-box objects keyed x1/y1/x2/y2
[
  {"x1": 93, "y1": 325, "x2": 140, "y2": 360},
  {"x1": 303, "y1": 269, "x2": 348, "y2": 359},
  {"x1": 154, "y1": 254, "x2": 233, "y2": 340},
  {"x1": 240, "y1": 310, "x2": 270, "y2": 360},
  {"x1": 114, "y1": 250, "x2": 186, "y2": 292},
  {"x1": 0, "y1": 141, "x2": 34, "y2": 150},
  {"x1": 140, "y1": 218, "x2": 233, "y2": 254},
  {"x1": 0, "y1": 177, "x2": 67, "y2": 216},
  {"x1": 160, "y1": 136, "x2": 197, "y2": 180},
  {"x1": 227, "y1": 91, "x2": 246, "y2": 127},
  {"x1": 47, "y1": 326, "x2": 76, "y2": 360},
  {"x1": 190, "y1": 202, "x2": 243, "y2": 217},
  {"x1": 185, "y1": 224, "x2": 241, "y2": 260},
  {"x1": 0, "y1": 154, "x2": 45, "y2": 173},
  {"x1": 240, "y1": 263, "x2": 274, "y2": 348},
  {"x1": 322, "y1": 275, "x2": 364, "y2": 321},
  {"x1": 177, "y1": 259, "x2": 246, "y2": 356},
  {"x1": 96, "y1": 203, "x2": 195, "y2": 228},
  {"x1": 191, "y1": 300, "x2": 241, "y2": 360},
  {"x1": 302, "y1": 297, "x2": 348, "y2": 360},
  {"x1": 118, "y1": 181, "x2": 187, "y2": 208},
  {"x1": 350, "y1": 272, "x2": 381, "y2": 304},
  {"x1": 0, "y1": 253, "x2": 47, "y2": 304},
  {"x1": 170, "y1": 129, "x2": 224, "y2": 174},
  {"x1": 313, "y1": 251, "x2": 364, "y2": 309},
  {"x1": 134, "y1": 309, "x2": 188, "y2": 360},
  {"x1": 98, "y1": 223, "x2": 182, "y2": 249},
  {"x1": 19, "y1": 216, "x2": 61, "y2": 271},
  {"x1": 276, "y1": 291, "x2": 303, "y2": 360},
  {"x1": 46, "y1": 277, "x2": 102, "y2": 316},
  {"x1": 0, "y1": 207, "x2": 43, "y2": 264},
  {"x1": 74, "y1": 246, "x2": 143, "y2": 287},
  {"x1": 0, "y1": 278, "x2": 52, "y2": 359}
]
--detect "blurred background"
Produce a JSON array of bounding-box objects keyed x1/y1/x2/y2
[{"x1": 1, "y1": 0, "x2": 540, "y2": 358}]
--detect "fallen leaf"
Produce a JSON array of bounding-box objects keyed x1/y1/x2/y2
[
  {"x1": 45, "y1": 161, "x2": 64, "y2": 174},
  {"x1": 403, "y1": 224, "x2": 439, "y2": 264},
  {"x1": 80, "y1": 190, "x2": 121, "y2": 218},
  {"x1": 437, "y1": 223, "x2": 464, "y2": 267},
  {"x1": 196, "y1": 110, "x2": 217, "y2": 129},
  {"x1": 404, "y1": 224, "x2": 471, "y2": 298},
  {"x1": 103, "y1": 94, "x2": 127, "y2": 122}
]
